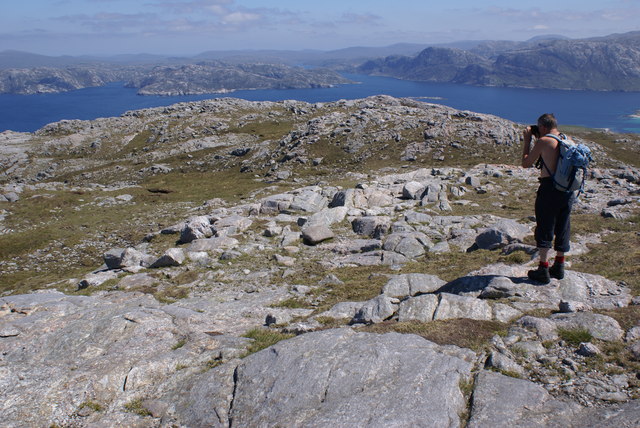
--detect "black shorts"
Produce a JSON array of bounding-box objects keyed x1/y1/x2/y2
[{"x1": 534, "y1": 178, "x2": 575, "y2": 252}]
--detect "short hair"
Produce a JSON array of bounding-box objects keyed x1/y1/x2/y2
[{"x1": 537, "y1": 113, "x2": 557, "y2": 129}]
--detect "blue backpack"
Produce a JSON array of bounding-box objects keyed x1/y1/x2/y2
[{"x1": 543, "y1": 133, "x2": 592, "y2": 194}]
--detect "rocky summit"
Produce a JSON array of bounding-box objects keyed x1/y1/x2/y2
[{"x1": 0, "y1": 95, "x2": 639, "y2": 427}]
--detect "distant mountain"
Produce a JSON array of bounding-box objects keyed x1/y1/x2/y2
[
  {"x1": 0, "y1": 62, "x2": 351, "y2": 95},
  {"x1": 125, "y1": 62, "x2": 352, "y2": 96},
  {"x1": 358, "y1": 31, "x2": 640, "y2": 91}
]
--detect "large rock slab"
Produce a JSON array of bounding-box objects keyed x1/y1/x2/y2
[
  {"x1": 468, "y1": 370, "x2": 581, "y2": 428},
  {"x1": 0, "y1": 291, "x2": 245, "y2": 427},
  {"x1": 469, "y1": 370, "x2": 640, "y2": 428},
  {"x1": 228, "y1": 329, "x2": 473, "y2": 428}
]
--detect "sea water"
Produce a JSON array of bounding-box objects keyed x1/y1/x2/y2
[{"x1": 0, "y1": 74, "x2": 638, "y2": 133}]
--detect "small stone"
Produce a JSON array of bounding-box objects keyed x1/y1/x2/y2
[
  {"x1": 265, "y1": 314, "x2": 277, "y2": 326},
  {"x1": 558, "y1": 300, "x2": 592, "y2": 313},
  {"x1": 576, "y1": 342, "x2": 600, "y2": 357}
]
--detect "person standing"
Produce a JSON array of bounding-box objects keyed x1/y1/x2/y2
[{"x1": 521, "y1": 113, "x2": 575, "y2": 284}]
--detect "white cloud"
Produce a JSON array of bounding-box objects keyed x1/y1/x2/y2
[
  {"x1": 222, "y1": 12, "x2": 261, "y2": 25},
  {"x1": 532, "y1": 24, "x2": 549, "y2": 31}
]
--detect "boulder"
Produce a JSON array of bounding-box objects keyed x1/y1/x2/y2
[
  {"x1": 351, "y1": 216, "x2": 391, "y2": 238},
  {"x1": 180, "y1": 216, "x2": 213, "y2": 244},
  {"x1": 317, "y1": 302, "x2": 365, "y2": 320},
  {"x1": 352, "y1": 295, "x2": 399, "y2": 324},
  {"x1": 516, "y1": 316, "x2": 559, "y2": 341},
  {"x1": 398, "y1": 294, "x2": 439, "y2": 322},
  {"x1": 103, "y1": 247, "x2": 149, "y2": 270},
  {"x1": 474, "y1": 219, "x2": 530, "y2": 250},
  {"x1": 187, "y1": 237, "x2": 239, "y2": 253},
  {"x1": 550, "y1": 312, "x2": 624, "y2": 342},
  {"x1": 213, "y1": 215, "x2": 253, "y2": 236},
  {"x1": 302, "y1": 225, "x2": 334, "y2": 245},
  {"x1": 382, "y1": 232, "x2": 432, "y2": 259},
  {"x1": 485, "y1": 352, "x2": 525, "y2": 377},
  {"x1": 290, "y1": 189, "x2": 327, "y2": 213},
  {"x1": 381, "y1": 273, "x2": 445, "y2": 298},
  {"x1": 402, "y1": 181, "x2": 426, "y2": 200},
  {"x1": 151, "y1": 248, "x2": 186, "y2": 268},
  {"x1": 260, "y1": 194, "x2": 294, "y2": 214},
  {"x1": 433, "y1": 293, "x2": 493, "y2": 321},
  {"x1": 306, "y1": 207, "x2": 349, "y2": 227},
  {"x1": 77, "y1": 270, "x2": 119, "y2": 289}
]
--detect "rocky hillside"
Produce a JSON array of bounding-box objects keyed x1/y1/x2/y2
[
  {"x1": 0, "y1": 96, "x2": 639, "y2": 426},
  {"x1": 0, "y1": 62, "x2": 350, "y2": 95},
  {"x1": 125, "y1": 62, "x2": 352, "y2": 96},
  {"x1": 359, "y1": 31, "x2": 640, "y2": 91}
]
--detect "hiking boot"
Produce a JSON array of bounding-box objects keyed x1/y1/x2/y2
[
  {"x1": 549, "y1": 262, "x2": 565, "y2": 280},
  {"x1": 528, "y1": 265, "x2": 550, "y2": 284}
]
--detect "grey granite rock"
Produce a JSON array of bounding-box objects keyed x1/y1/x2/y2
[
  {"x1": 468, "y1": 370, "x2": 582, "y2": 428},
  {"x1": 187, "y1": 237, "x2": 239, "y2": 253},
  {"x1": 398, "y1": 294, "x2": 439, "y2": 322},
  {"x1": 433, "y1": 293, "x2": 492, "y2": 321},
  {"x1": 229, "y1": 329, "x2": 473, "y2": 428},
  {"x1": 351, "y1": 216, "x2": 391, "y2": 238},
  {"x1": 150, "y1": 248, "x2": 185, "y2": 268},
  {"x1": 474, "y1": 219, "x2": 530, "y2": 250},
  {"x1": 381, "y1": 273, "x2": 446, "y2": 298},
  {"x1": 180, "y1": 215, "x2": 214, "y2": 243},
  {"x1": 302, "y1": 224, "x2": 334, "y2": 245},
  {"x1": 352, "y1": 295, "x2": 399, "y2": 324},
  {"x1": 551, "y1": 312, "x2": 624, "y2": 342}
]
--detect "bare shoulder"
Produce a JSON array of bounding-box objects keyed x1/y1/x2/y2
[{"x1": 538, "y1": 136, "x2": 559, "y2": 148}]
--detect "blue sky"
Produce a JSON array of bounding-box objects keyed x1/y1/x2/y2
[{"x1": 1, "y1": 0, "x2": 639, "y2": 56}]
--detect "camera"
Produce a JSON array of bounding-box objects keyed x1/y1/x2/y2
[{"x1": 530, "y1": 125, "x2": 540, "y2": 138}]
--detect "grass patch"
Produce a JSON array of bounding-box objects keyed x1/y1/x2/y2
[
  {"x1": 172, "y1": 339, "x2": 187, "y2": 350},
  {"x1": 78, "y1": 401, "x2": 103, "y2": 412},
  {"x1": 312, "y1": 265, "x2": 392, "y2": 313},
  {"x1": 241, "y1": 328, "x2": 295, "y2": 357},
  {"x1": 595, "y1": 306, "x2": 640, "y2": 331},
  {"x1": 360, "y1": 319, "x2": 508, "y2": 351},
  {"x1": 271, "y1": 297, "x2": 310, "y2": 309},
  {"x1": 123, "y1": 398, "x2": 151, "y2": 417},
  {"x1": 557, "y1": 327, "x2": 593, "y2": 346},
  {"x1": 154, "y1": 287, "x2": 190, "y2": 304},
  {"x1": 571, "y1": 214, "x2": 640, "y2": 294}
]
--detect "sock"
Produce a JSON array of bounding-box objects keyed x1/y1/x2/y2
[
  {"x1": 539, "y1": 261, "x2": 549, "y2": 268},
  {"x1": 555, "y1": 256, "x2": 565, "y2": 264}
]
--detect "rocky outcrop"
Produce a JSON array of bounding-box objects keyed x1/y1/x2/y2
[
  {"x1": 0, "y1": 62, "x2": 351, "y2": 95},
  {"x1": 359, "y1": 31, "x2": 640, "y2": 91},
  {"x1": 127, "y1": 62, "x2": 352, "y2": 96}
]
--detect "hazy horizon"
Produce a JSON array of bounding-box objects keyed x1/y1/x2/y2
[{"x1": 2, "y1": 0, "x2": 639, "y2": 57}]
